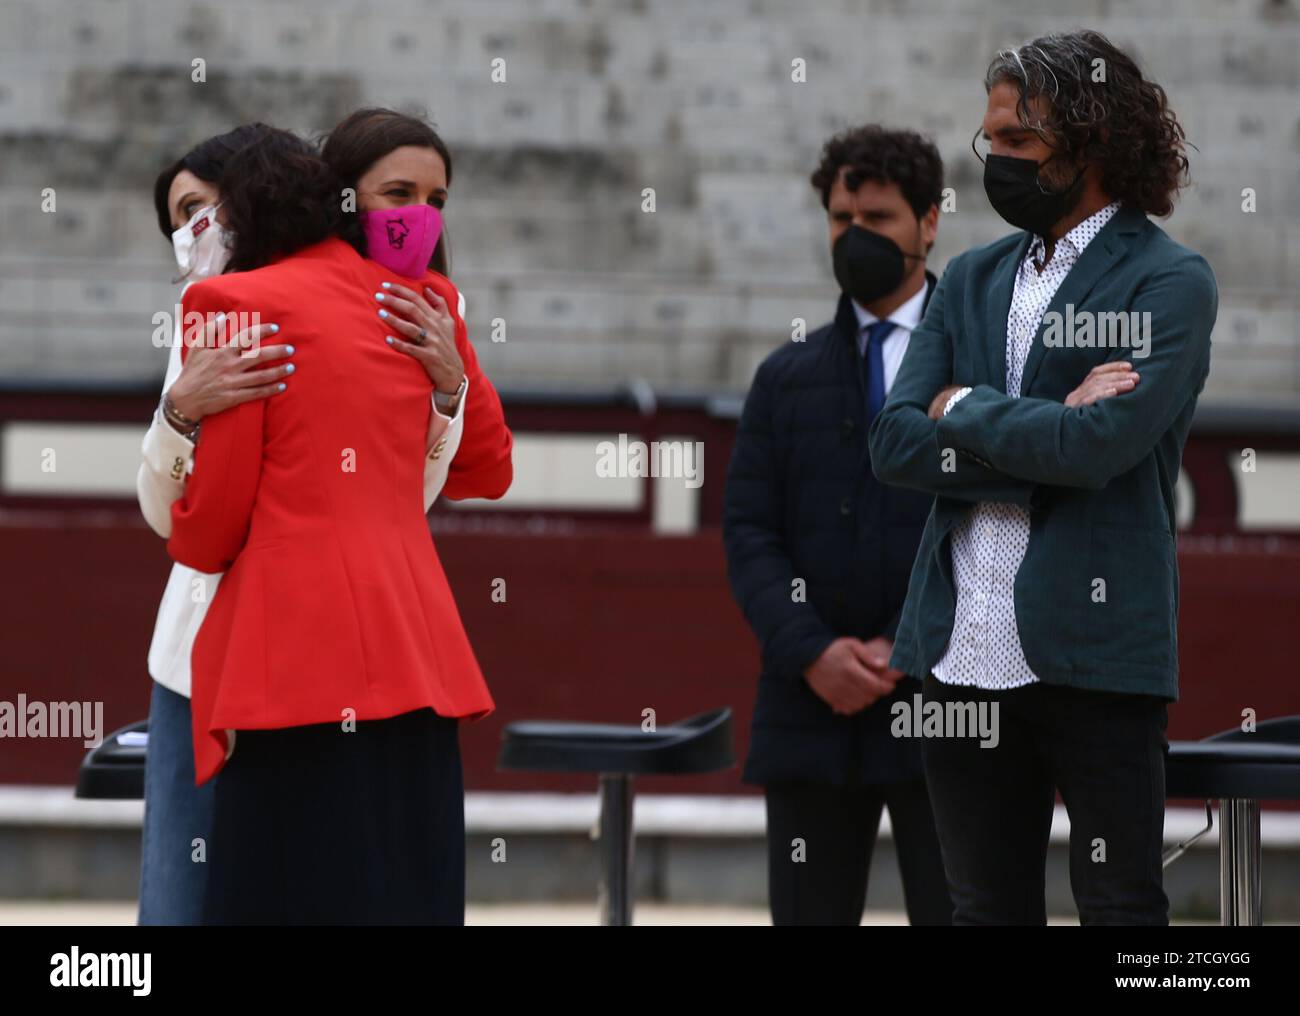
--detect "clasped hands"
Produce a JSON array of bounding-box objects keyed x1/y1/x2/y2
[{"x1": 804, "y1": 636, "x2": 905, "y2": 716}]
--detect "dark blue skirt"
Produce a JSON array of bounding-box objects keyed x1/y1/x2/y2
[{"x1": 202, "y1": 707, "x2": 464, "y2": 925}]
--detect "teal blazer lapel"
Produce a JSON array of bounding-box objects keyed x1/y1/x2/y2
[
  {"x1": 1020, "y1": 204, "x2": 1146, "y2": 394},
  {"x1": 983, "y1": 232, "x2": 1033, "y2": 392}
]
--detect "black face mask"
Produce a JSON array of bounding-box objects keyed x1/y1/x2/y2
[
  {"x1": 982, "y1": 153, "x2": 1087, "y2": 237},
  {"x1": 832, "y1": 224, "x2": 924, "y2": 307}
]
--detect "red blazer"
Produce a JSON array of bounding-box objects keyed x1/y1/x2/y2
[{"x1": 167, "y1": 236, "x2": 512, "y2": 785}]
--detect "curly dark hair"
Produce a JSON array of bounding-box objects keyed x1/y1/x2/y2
[
  {"x1": 215, "y1": 126, "x2": 355, "y2": 274},
  {"x1": 984, "y1": 29, "x2": 1190, "y2": 217},
  {"x1": 810, "y1": 125, "x2": 944, "y2": 221},
  {"x1": 151, "y1": 123, "x2": 276, "y2": 239}
]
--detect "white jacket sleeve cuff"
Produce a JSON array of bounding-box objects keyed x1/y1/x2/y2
[
  {"x1": 137, "y1": 408, "x2": 194, "y2": 538},
  {"x1": 942, "y1": 386, "x2": 973, "y2": 416},
  {"x1": 422, "y1": 381, "x2": 468, "y2": 511}
]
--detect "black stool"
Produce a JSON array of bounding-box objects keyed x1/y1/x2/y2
[
  {"x1": 75, "y1": 719, "x2": 149, "y2": 800},
  {"x1": 497, "y1": 708, "x2": 734, "y2": 925},
  {"x1": 1164, "y1": 717, "x2": 1300, "y2": 925}
]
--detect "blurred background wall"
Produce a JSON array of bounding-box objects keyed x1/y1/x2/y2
[{"x1": 0, "y1": 0, "x2": 1296, "y2": 401}]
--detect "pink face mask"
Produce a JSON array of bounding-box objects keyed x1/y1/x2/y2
[{"x1": 358, "y1": 204, "x2": 443, "y2": 278}]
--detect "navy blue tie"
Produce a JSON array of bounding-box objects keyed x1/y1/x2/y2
[{"x1": 862, "y1": 319, "x2": 896, "y2": 424}]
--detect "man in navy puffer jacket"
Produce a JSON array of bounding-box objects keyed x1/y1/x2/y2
[{"x1": 723, "y1": 126, "x2": 953, "y2": 925}]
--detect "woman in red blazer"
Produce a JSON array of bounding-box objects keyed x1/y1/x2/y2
[{"x1": 167, "y1": 126, "x2": 512, "y2": 924}]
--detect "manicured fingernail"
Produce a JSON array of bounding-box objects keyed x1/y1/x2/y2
[
  {"x1": 378, "y1": 309, "x2": 388, "y2": 319},
  {"x1": 381, "y1": 282, "x2": 392, "y2": 289},
  {"x1": 374, "y1": 292, "x2": 386, "y2": 301},
  {"x1": 385, "y1": 336, "x2": 394, "y2": 345},
  {"x1": 285, "y1": 345, "x2": 294, "y2": 355},
  {"x1": 277, "y1": 382, "x2": 286, "y2": 391},
  {"x1": 284, "y1": 363, "x2": 295, "y2": 374},
  {"x1": 269, "y1": 323, "x2": 280, "y2": 333}
]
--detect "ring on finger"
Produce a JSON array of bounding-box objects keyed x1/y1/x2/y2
[{"x1": 416, "y1": 327, "x2": 428, "y2": 343}]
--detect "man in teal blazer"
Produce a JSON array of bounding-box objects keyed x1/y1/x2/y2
[{"x1": 868, "y1": 29, "x2": 1217, "y2": 925}]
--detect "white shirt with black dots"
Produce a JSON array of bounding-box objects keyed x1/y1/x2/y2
[{"x1": 932, "y1": 201, "x2": 1122, "y2": 690}]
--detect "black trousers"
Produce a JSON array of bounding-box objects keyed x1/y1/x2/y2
[
  {"x1": 920, "y1": 672, "x2": 1170, "y2": 925},
  {"x1": 763, "y1": 777, "x2": 954, "y2": 925},
  {"x1": 203, "y1": 707, "x2": 465, "y2": 925}
]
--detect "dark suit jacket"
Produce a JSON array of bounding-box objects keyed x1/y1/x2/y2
[
  {"x1": 868, "y1": 204, "x2": 1217, "y2": 701},
  {"x1": 723, "y1": 276, "x2": 936, "y2": 787}
]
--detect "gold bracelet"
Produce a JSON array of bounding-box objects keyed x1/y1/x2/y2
[
  {"x1": 163, "y1": 393, "x2": 199, "y2": 427},
  {"x1": 162, "y1": 395, "x2": 200, "y2": 439}
]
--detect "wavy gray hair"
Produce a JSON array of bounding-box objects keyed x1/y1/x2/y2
[{"x1": 982, "y1": 29, "x2": 1191, "y2": 216}]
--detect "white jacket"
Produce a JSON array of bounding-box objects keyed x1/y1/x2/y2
[{"x1": 137, "y1": 286, "x2": 468, "y2": 698}]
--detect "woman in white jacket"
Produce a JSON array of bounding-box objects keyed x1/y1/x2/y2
[{"x1": 137, "y1": 124, "x2": 469, "y2": 924}]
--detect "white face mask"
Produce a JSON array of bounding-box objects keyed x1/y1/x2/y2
[{"x1": 171, "y1": 202, "x2": 231, "y2": 280}]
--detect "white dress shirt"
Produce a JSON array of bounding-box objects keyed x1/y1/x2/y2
[
  {"x1": 933, "y1": 202, "x2": 1122, "y2": 690},
  {"x1": 851, "y1": 278, "x2": 928, "y2": 394},
  {"x1": 138, "y1": 286, "x2": 469, "y2": 698}
]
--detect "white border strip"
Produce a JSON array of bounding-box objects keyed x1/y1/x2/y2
[{"x1": 3, "y1": 787, "x2": 1300, "y2": 847}]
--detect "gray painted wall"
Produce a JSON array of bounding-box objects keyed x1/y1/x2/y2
[{"x1": 1, "y1": 0, "x2": 1296, "y2": 400}]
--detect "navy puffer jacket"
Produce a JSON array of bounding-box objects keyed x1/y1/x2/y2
[{"x1": 723, "y1": 279, "x2": 935, "y2": 787}]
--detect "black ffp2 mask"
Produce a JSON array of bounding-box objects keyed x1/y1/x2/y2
[
  {"x1": 832, "y1": 225, "x2": 923, "y2": 307},
  {"x1": 982, "y1": 153, "x2": 1087, "y2": 237}
]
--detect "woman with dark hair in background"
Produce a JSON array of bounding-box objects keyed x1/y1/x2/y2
[
  {"x1": 166, "y1": 125, "x2": 512, "y2": 924},
  {"x1": 136, "y1": 123, "x2": 291, "y2": 925},
  {"x1": 319, "y1": 107, "x2": 509, "y2": 503}
]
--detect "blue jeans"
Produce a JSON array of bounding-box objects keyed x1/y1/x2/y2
[{"x1": 137, "y1": 680, "x2": 215, "y2": 925}]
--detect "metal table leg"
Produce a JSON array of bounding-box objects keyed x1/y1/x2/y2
[
  {"x1": 1218, "y1": 798, "x2": 1261, "y2": 926},
  {"x1": 596, "y1": 773, "x2": 635, "y2": 926}
]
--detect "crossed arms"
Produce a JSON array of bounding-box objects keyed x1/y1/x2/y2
[{"x1": 868, "y1": 253, "x2": 1217, "y2": 497}]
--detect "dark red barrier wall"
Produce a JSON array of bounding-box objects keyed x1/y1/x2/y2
[{"x1": 3, "y1": 513, "x2": 1297, "y2": 795}]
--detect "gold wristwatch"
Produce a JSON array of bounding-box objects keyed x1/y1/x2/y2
[{"x1": 433, "y1": 376, "x2": 467, "y2": 416}]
